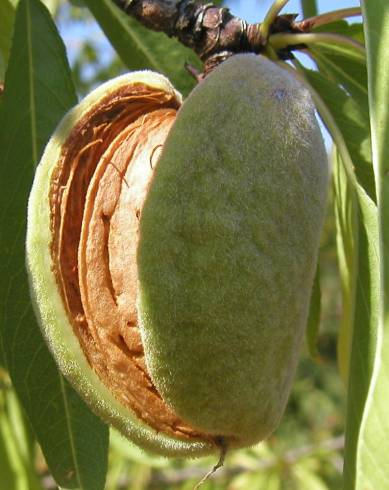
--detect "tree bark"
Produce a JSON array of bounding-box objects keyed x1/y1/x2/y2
[{"x1": 112, "y1": 0, "x2": 306, "y2": 73}]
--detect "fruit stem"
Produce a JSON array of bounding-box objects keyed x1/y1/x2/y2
[
  {"x1": 193, "y1": 437, "x2": 227, "y2": 489},
  {"x1": 259, "y1": 0, "x2": 290, "y2": 43}
]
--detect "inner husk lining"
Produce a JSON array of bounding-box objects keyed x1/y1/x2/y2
[{"x1": 49, "y1": 84, "x2": 209, "y2": 440}]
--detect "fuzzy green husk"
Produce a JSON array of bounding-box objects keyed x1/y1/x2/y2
[
  {"x1": 26, "y1": 72, "x2": 215, "y2": 457},
  {"x1": 27, "y1": 55, "x2": 328, "y2": 457},
  {"x1": 138, "y1": 54, "x2": 329, "y2": 448}
]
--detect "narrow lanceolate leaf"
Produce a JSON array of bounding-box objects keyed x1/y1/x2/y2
[
  {"x1": 0, "y1": 1, "x2": 108, "y2": 489},
  {"x1": 305, "y1": 266, "x2": 321, "y2": 360},
  {"x1": 332, "y1": 150, "x2": 358, "y2": 384},
  {"x1": 0, "y1": 328, "x2": 5, "y2": 368},
  {"x1": 306, "y1": 41, "x2": 370, "y2": 382},
  {"x1": 0, "y1": 387, "x2": 22, "y2": 490},
  {"x1": 289, "y1": 61, "x2": 379, "y2": 490},
  {"x1": 307, "y1": 37, "x2": 372, "y2": 201},
  {"x1": 301, "y1": 0, "x2": 317, "y2": 19},
  {"x1": 302, "y1": 68, "x2": 374, "y2": 200},
  {"x1": 0, "y1": 0, "x2": 18, "y2": 78},
  {"x1": 314, "y1": 21, "x2": 364, "y2": 44},
  {"x1": 83, "y1": 0, "x2": 200, "y2": 96},
  {"x1": 342, "y1": 192, "x2": 380, "y2": 490},
  {"x1": 310, "y1": 43, "x2": 368, "y2": 114},
  {"x1": 0, "y1": 387, "x2": 42, "y2": 490},
  {"x1": 343, "y1": 2, "x2": 389, "y2": 489}
]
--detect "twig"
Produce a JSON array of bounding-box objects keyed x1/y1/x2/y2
[
  {"x1": 193, "y1": 438, "x2": 227, "y2": 489},
  {"x1": 111, "y1": 2, "x2": 364, "y2": 75},
  {"x1": 112, "y1": 0, "x2": 305, "y2": 71}
]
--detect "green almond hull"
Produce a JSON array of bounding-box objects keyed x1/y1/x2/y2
[
  {"x1": 138, "y1": 54, "x2": 329, "y2": 448},
  {"x1": 27, "y1": 55, "x2": 328, "y2": 456},
  {"x1": 26, "y1": 72, "x2": 216, "y2": 457}
]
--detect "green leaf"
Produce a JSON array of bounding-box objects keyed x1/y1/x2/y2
[
  {"x1": 0, "y1": 0, "x2": 63, "y2": 80},
  {"x1": 0, "y1": 333, "x2": 5, "y2": 368},
  {"x1": 306, "y1": 265, "x2": 321, "y2": 359},
  {"x1": 0, "y1": 0, "x2": 18, "y2": 79},
  {"x1": 0, "y1": 0, "x2": 108, "y2": 488},
  {"x1": 342, "y1": 2, "x2": 389, "y2": 489},
  {"x1": 332, "y1": 150, "x2": 358, "y2": 384},
  {"x1": 42, "y1": 0, "x2": 61, "y2": 15},
  {"x1": 302, "y1": 68, "x2": 375, "y2": 201},
  {"x1": 0, "y1": 388, "x2": 42, "y2": 490},
  {"x1": 301, "y1": 0, "x2": 318, "y2": 19},
  {"x1": 83, "y1": 0, "x2": 200, "y2": 96},
  {"x1": 293, "y1": 462, "x2": 328, "y2": 490},
  {"x1": 314, "y1": 21, "x2": 364, "y2": 44},
  {"x1": 263, "y1": 471, "x2": 281, "y2": 490},
  {"x1": 0, "y1": 389, "x2": 22, "y2": 490},
  {"x1": 310, "y1": 43, "x2": 368, "y2": 115},
  {"x1": 230, "y1": 470, "x2": 276, "y2": 490},
  {"x1": 343, "y1": 193, "x2": 380, "y2": 490},
  {"x1": 302, "y1": 42, "x2": 373, "y2": 387},
  {"x1": 289, "y1": 60, "x2": 379, "y2": 490},
  {"x1": 0, "y1": 402, "x2": 28, "y2": 490}
]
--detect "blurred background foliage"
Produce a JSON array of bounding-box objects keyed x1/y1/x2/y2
[{"x1": 0, "y1": 0, "x2": 360, "y2": 488}]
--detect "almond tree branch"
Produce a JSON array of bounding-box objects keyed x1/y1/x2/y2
[{"x1": 112, "y1": 0, "x2": 305, "y2": 71}]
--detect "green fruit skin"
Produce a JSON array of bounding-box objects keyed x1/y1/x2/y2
[
  {"x1": 26, "y1": 72, "x2": 216, "y2": 457},
  {"x1": 138, "y1": 54, "x2": 329, "y2": 448},
  {"x1": 27, "y1": 55, "x2": 328, "y2": 457}
]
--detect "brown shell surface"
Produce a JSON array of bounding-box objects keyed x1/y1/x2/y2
[{"x1": 48, "y1": 83, "x2": 209, "y2": 441}]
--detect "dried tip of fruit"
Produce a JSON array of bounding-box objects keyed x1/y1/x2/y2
[{"x1": 26, "y1": 55, "x2": 328, "y2": 457}]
